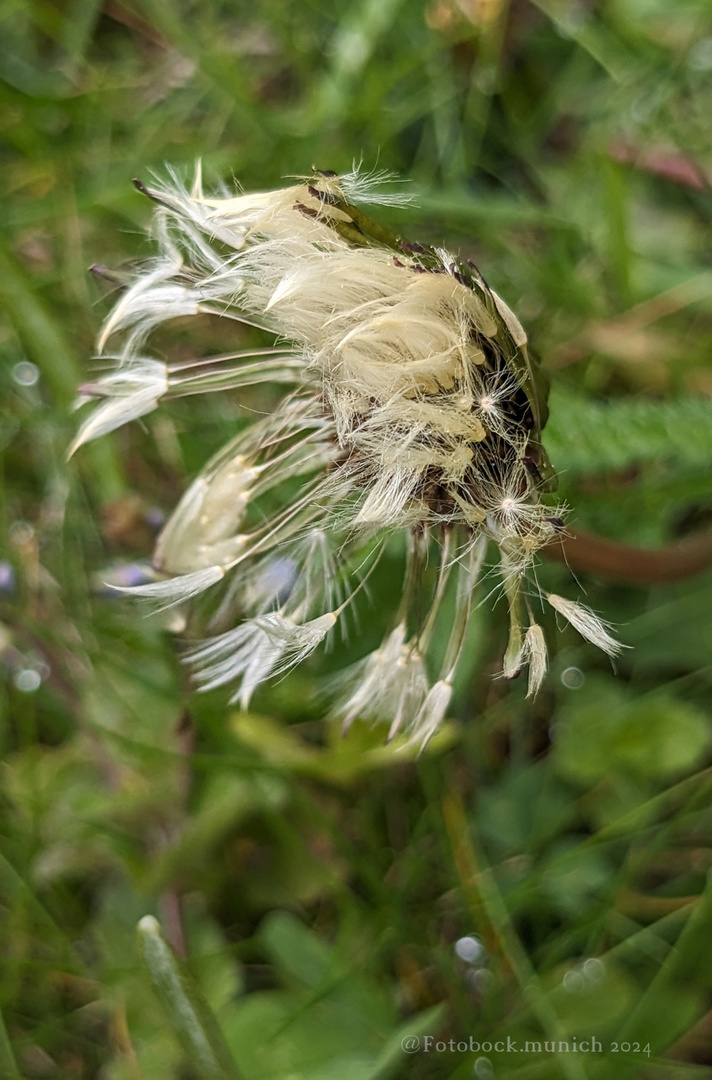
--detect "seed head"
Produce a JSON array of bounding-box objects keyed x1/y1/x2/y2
[{"x1": 75, "y1": 165, "x2": 624, "y2": 743}]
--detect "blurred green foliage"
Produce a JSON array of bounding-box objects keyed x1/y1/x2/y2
[{"x1": 3, "y1": 0, "x2": 712, "y2": 1077}]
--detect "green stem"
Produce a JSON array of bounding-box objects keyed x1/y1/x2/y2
[{"x1": 137, "y1": 915, "x2": 242, "y2": 1080}]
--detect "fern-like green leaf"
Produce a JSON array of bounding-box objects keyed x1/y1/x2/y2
[{"x1": 544, "y1": 387, "x2": 712, "y2": 476}]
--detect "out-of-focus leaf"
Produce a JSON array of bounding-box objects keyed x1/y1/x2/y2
[
  {"x1": 231, "y1": 711, "x2": 457, "y2": 784},
  {"x1": 185, "y1": 906, "x2": 244, "y2": 1013},
  {"x1": 218, "y1": 910, "x2": 437, "y2": 1080},
  {"x1": 552, "y1": 677, "x2": 712, "y2": 785},
  {"x1": 625, "y1": 574, "x2": 712, "y2": 671},
  {"x1": 540, "y1": 842, "x2": 613, "y2": 917},
  {"x1": 545, "y1": 386, "x2": 712, "y2": 476},
  {"x1": 259, "y1": 910, "x2": 332, "y2": 989},
  {"x1": 612, "y1": 874, "x2": 712, "y2": 1069},
  {"x1": 543, "y1": 958, "x2": 637, "y2": 1035},
  {"x1": 477, "y1": 761, "x2": 574, "y2": 859},
  {"x1": 145, "y1": 772, "x2": 289, "y2": 893}
]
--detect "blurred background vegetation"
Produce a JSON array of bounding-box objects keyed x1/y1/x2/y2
[{"x1": 3, "y1": 0, "x2": 712, "y2": 1077}]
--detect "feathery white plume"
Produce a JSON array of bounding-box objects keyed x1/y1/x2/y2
[
  {"x1": 70, "y1": 360, "x2": 168, "y2": 455},
  {"x1": 523, "y1": 623, "x2": 548, "y2": 698},
  {"x1": 547, "y1": 594, "x2": 626, "y2": 658},
  {"x1": 188, "y1": 611, "x2": 336, "y2": 708},
  {"x1": 109, "y1": 565, "x2": 225, "y2": 611},
  {"x1": 408, "y1": 680, "x2": 453, "y2": 750}
]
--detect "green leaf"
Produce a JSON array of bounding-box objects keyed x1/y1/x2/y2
[
  {"x1": 544, "y1": 387, "x2": 712, "y2": 476},
  {"x1": 477, "y1": 761, "x2": 574, "y2": 859},
  {"x1": 259, "y1": 911, "x2": 332, "y2": 990},
  {"x1": 552, "y1": 677, "x2": 712, "y2": 785},
  {"x1": 540, "y1": 842, "x2": 613, "y2": 917}
]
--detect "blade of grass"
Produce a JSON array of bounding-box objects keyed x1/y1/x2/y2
[
  {"x1": 308, "y1": 0, "x2": 407, "y2": 126},
  {"x1": 136, "y1": 915, "x2": 242, "y2": 1080},
  {"x1": 0, "y1": 1006, "x2": 22, "y2": 1080},
  {"x1": 530, "y1": 0, "x2": 637, "y2": 83},
  {"x1": 0, "y1": 245, "x2": 81, "y2": 401},
  {"x1": 0, "y1": 243, "x2": 125, "y2": 496},
  {"x1": 59, "y1": 0, "x2": 104, "y2": 71},
  {"x1": 441, "y1": 789, "x2": 589, "y2": 1080},
  {"x1": 612, "y1": 872, "x2": 712, "y2": 1058}
]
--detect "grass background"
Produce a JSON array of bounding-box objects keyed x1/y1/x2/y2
[{"x1": 3, "y1": 0, "x2": 712, "y2": 1077}]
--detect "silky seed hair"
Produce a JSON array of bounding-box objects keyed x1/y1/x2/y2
[{"x1": 74, "y1": 165, "x2": 625, "y2": 746}]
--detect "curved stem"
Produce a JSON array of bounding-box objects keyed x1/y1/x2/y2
[{"x1": 542, "y1": 525, "x2": 712, "y2": 585}]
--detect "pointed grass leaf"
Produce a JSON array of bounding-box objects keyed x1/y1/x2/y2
[{"x1": 137, "y1": 915, "x2": 241, "y2": 1080}]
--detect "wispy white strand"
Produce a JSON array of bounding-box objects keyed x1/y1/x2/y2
[
  {"x1": 109, "y1": 565, "x2": 225, "y2": 611},
  {"x1": 338, "y1": 164, "x2": 413, "y2": 207}
]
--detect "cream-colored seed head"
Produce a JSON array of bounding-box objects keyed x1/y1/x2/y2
[{"x1": 75, "y1": 166, "x2": 624, "y2": 743}]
